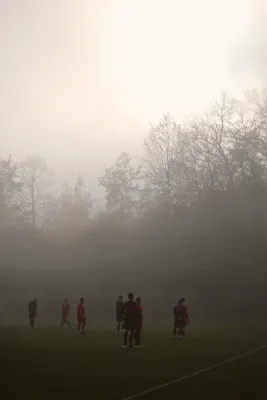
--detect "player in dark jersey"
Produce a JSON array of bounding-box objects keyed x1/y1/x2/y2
[
  {"x1": 28, "y1": 298, "x2": 38, "y2": 328},
  {"x1": 122, "y1": 293, "x2": 138, "y2": 348},
  {"x1": 173, "y1": 297, "x2": 189, "y2": 339},
  {"x1": 116, "y1": 294, "x2": 124, "y2": 334},
  {"x1": 134, "y1": 297, "x2": 143, "y2": 347}
]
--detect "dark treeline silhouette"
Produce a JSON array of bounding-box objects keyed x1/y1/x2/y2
[{"x1": 1, "y1": 90, "x2": 267, "y2": 324}]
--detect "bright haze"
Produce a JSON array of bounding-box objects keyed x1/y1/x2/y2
[{"x1": 0, "y1": 0, "x2": 265, "y2": 195}]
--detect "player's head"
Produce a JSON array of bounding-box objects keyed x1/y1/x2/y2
[
  {"x1": 128, "y1": 293, "x2": 134, "y2": 300},
  {"x1": 118, "y1": 294, "x2": 123, "y2": 300},
  {"x1": 180, "y1": 297, "x2": 185, "y2": 303},
  {"x1": 136, "y1": 297, "x2": 141, "y2": 305},
  {"x1": 64, "y1": 298, "x2": 68, "y2": 302},
  {"x1": 80, "y1": 297, "x2": 84, "y2": 303}
]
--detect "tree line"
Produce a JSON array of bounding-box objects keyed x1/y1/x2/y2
[{"x1": 1, "y1": 90, "x2": 267, "y2": 233}]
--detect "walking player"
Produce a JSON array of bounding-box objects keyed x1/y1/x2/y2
[
  {"x1": 173, "y1": 297, "x2": 189, "y2": 339},
  {"x1": 60, "y1": 298, "x2": 70, "y2": 328},
  {"x1": 28, "y1": 298, "x2": 38, "y2": 328},
  {"x1": 77, "y1": 297, "x2": 86, "y2": 334}
]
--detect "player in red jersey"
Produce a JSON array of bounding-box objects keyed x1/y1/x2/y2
[
  {"x1": 122, "y1": 293, "x2": 138, "y2": 348},
  {"x1": 77, "y1": 297, "x2": 86, "y2": 334},
  {"x1": 173, "y1": 297, "x2": 189, "y2": 339},
  {"x1": 60, "y1": 298, "x2": 70, "y2": 328},
  {"x1": 134, "y1": 297, "x2": 143, "y2": 347}
]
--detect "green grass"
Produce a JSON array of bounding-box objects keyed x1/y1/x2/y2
[{"x1": 1, "y1": 322, "x2": 267, "y2": 399}]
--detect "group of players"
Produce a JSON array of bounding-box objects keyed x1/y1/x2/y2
[
  {"x1": 116, "y1": 293, "x2": 189, "y2": 346},
  {"x1": 28, "y1": 297, "x2": 86, "y2": 333},
  {"x1": 28, "y1": 294, "x2": 189, "y2": 345},
  {"x1": 116, "y1": 293, "x2": 143, "y2": 347}
]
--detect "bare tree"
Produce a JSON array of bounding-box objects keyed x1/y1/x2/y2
[
  {"x1": 0, "y1": 155, "x2": 22, "y2": 227},
  {"x1": 99, "y1": 152, "x2": 141, "y2": 219},
  {"x1": 16, "y1": 155, "x2": 50, "y2": 229},
  {"x1": 190, "y1": 94, "x2": 240, "y2": 195},
  {"x1": 144, "y1": 114, "x2": 181, "y2": 201}
]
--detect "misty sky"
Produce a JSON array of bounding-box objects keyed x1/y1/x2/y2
[{"x1": 0, "y1": 0, "x2": 266, "y2": 198}]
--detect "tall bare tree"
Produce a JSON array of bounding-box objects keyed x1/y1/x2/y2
[
  {"x1": 99, "y1": 152, "x2": 141, "y2": 219},
  {"x1": 0, "y1": 155, "x2": 22, "y2": 227},
  {"x1": 16, "y1": 155, "x2": 50, "y2": 229},
  {"x1": 144, "y1": 114, "x2": 181, "y2": 201}
]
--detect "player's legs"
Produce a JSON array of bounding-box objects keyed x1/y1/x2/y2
[
  {"x1": 62, "y1": 318, "x2": 71, "y2": 328},
  {"x1": 135, "y1": 328, "x2": 141, "y2": 346},
  {"x1": 172, "y1": 317, "x2": 178, "y2": 337},
  {"x1": 29, "y1": 314, "x2": 34, "y2": 328},
  {"x1": 117, "y1": 319, "x2": 121, "y2": 333},
  {"x1": 129, "y1": 327, "x2": 135, "y2": 347},
  {"x1": 173, "y1": 319, "x2": 178, "y2": 338},
  {"x1": 120, "y1": 319, "x2": 124, "y2": 331},
  {"x1": 178, "y1": 321, "x2": 185, "y2": 338},
  {"x1": 77, "y1": 319, "x2": 81, "y2": 332},
  {"x1": 81, "y1": 318, "x2": 86, "y2": 333},
  {"x1": 123, "y1": 326, "x2": 129, "y2": 346},
  {"x1": 117, "y1": 316, "x2": 124, "y2": 333}
]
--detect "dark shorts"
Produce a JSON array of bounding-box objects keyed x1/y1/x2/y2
[
  {"x1": 116, "y1": 315, "x2": 124, "y2": 323},
  {"x1": 29, "y1": 313, "x2": 35, "y2": 319},
  {"x1": 174, "y1": 318, "x2": 186, "y2": 329},
  {"x1": 124, "y1": 319, "x2": 136, "y2": 330}
]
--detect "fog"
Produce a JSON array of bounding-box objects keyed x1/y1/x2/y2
[
  {"x1": 1, "y1": 0, "x2": 265, "y2": 190},
  {"x1": 0, "y1": 1, "x2": 267, "y2": 326}
]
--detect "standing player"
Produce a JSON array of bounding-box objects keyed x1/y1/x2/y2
[
  {"x1": 116, "y1": 294, "x2": 124, "y2": 334},
  {"x1": 122, "y1": 293, "x2": 138, "y2": 348},
  {"x1": 173, "y1": 297, "x2": 189, "y2": 339},
  {"x1": 28, "y1": 298, "x2": 38, "y2": 328},
  {"x1": 135, "y1": 297, "x2": 143, "y2": 347},
  {"x1": 60, "y1": 298, "x2": 70, "y2": 328},
  {"x1": 77, "y1": 297, "x2": 86, "y2": 334}
]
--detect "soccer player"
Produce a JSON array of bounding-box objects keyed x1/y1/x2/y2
[
  {"x1": 60, "y1": 298, "x2": 70, "y2": 328},
  {"x1": 135, "y1": 297, "x2": 143, "y2": 347},
  {"x1": 116, "y1": 294, "x2": 124, "y2": 334},
  {"x1": 173, "y1": 297, "x2": 189, "y2": 339},
  {"x1": 28, "y1": 298, "x2": 38, "y2": 328},
  {"x1": 77, "y1": 297, "x2": 86, "y2": 334},
  {"x1": 122, "y1": 293, "x2": 138, "y2": 348}
]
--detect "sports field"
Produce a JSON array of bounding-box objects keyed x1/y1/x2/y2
[{"x1": 2, "y1": 322, "x2": 267, "y2": 399}]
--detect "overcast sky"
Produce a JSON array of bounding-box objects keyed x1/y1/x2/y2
[{"x1": 0, "y1": 0, "x2": 266, "y2": 198}]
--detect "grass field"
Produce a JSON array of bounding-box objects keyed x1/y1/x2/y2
[{"x1": 1, "y1": 322, "x2": 267, "y2": 399}]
